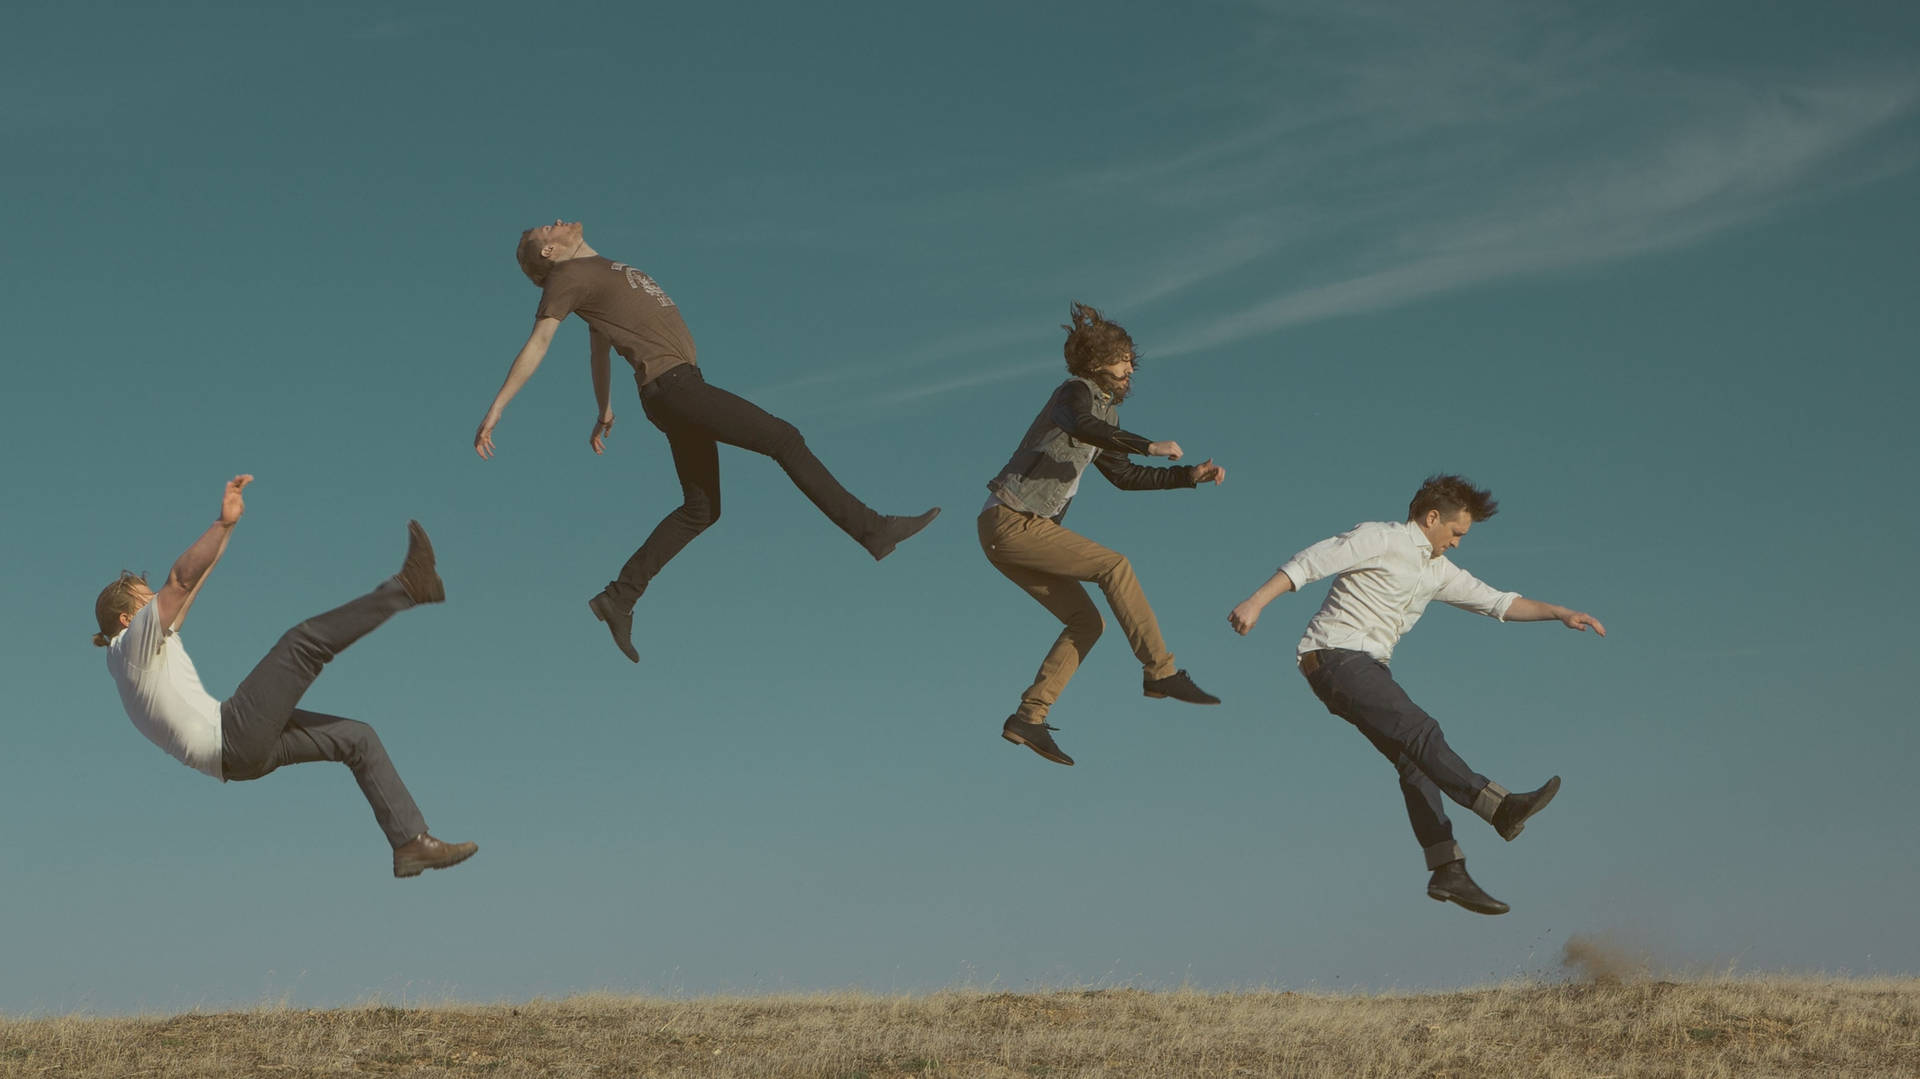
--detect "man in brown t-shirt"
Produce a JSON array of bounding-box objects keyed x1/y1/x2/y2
[{"x1": 474, "y1": 220, "x2": 939, "y2": 663}]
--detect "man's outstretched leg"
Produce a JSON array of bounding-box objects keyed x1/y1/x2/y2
[
  {"x1": 984, "y1": 508, "x2": 1217, "y2": 712},
  {"x1": 1300, "y1": 648, "x2": 1556, "y2": 914},
  {"x1": 590, "y1": 415, "x2": 722, "y2": 663},
  {"x1": 647, "y1": 367, "x2": 938, "y2": 560},
  {"x1": 273, "y1": 708, "x2": 475, "y2": 877},
  {"x1": 219, "y1": 522, "x2": 475, "y2": 876}
]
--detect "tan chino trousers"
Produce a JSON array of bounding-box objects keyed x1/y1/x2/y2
[{"x1": 978, "y1": 504, "x2": 1177, "y2": 722}]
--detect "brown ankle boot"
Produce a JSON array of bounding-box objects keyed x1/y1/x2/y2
[{"x1": 396, "y1": 520, "x2": 446, "y2": 604}]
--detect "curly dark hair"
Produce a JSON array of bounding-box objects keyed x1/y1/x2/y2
[
  {"x1": 1407, "y1": 474, "x2": 1500, "y2": 523},
  {"x1": 1061, "y1": 302, "x2": 1137, "y2": 379}
]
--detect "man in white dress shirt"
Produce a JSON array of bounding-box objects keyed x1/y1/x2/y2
[
  {"x1": 93, "y1": 475, "x2": 478, "y2": 878},
  {"x1": 1228, "y1": 475, "x2": 1604, "y2": 914}
]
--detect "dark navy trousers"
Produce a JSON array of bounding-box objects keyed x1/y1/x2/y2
[{"x1": 1300, "y1": 648, "x2": 1494, "y2": 869}]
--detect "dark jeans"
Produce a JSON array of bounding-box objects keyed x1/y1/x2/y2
[
  {"x1": 220, "y1": 580, "x2": 428, "y2": 849},
  {"x1": 605, "y1": 364, "x2": 886, "y2": 609},
  {"x1": 1301, "y1": 649, "x2": 1492, "y2": 869}
]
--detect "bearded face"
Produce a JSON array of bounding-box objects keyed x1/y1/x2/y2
[{"x1": 1089, "y1": 354, "x2": 1135, "y2": 404}]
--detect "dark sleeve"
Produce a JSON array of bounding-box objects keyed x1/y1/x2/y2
[
  {"x1": 1046, "y1": 381, "x2": 1155, "y2": 456},
  {"x1": 1093, "y1": 450, "x2": 1198, "y2": 492}
]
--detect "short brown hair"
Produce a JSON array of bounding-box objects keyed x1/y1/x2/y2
[
  {"x1": 1061, "y1": 302, "x2": 1137, "y2": 379},
  {"x1": 1408, "y1": 474, "x2": 1499, "y2": 523},
  {"x1": 515, "y1": 230, "x2": 552, "y2": 287},
  {"x1": 92, "y1": 570, "x2": 149, "y2": 647}
]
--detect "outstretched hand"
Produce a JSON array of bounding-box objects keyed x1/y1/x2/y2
[
  {"x1": 1561, "y1": 610, "x2": 1607, "y2": 636},
  {"x1": 474, "y1": 417, "x2": 498, "y2": 459},
  {"x1": 589, "y1": 413, "x2": 616, "y2": 455},
  {"x1": 218, "y1": 474, "x2": 253, "y2": 525},
  {"x1": 1192, "y1": 458, "x2": 1226, "y2": 485}
]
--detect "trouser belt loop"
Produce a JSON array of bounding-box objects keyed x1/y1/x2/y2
[
  {"x1": 1298, "y1": 650, "x2": 1325, "y2": 677},
  {"x1": 1473, "y1": 781, "x2": 1509, "y2": 824}
]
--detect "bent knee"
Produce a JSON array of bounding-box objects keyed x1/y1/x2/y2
[
  {"x1": 677, "y1": 496, "x2": 722, "y2": 529},
  {"x1": 1066, "y1": 610, "x2": 1106, "y2": 641}
]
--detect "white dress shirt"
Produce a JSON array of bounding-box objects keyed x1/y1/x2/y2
[
  {"x1": 106, "y1": 602, "x2": 225, "y2": 779},
  {"x1": 1281, "y1": 520, "x2": 1518, "y2": 663}
]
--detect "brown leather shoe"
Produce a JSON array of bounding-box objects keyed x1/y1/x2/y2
[
  {"x1": 396, "y1": 520, "x2": 446, "y2": 604},
  {"x1": 393, "y1": 833, "x2": 477, "y2": 878},
  {"x1": 587, "y1": 592, "x2": 640, "y2": 664},
  {"x1": 1002, "y1": 715, "x2": 1074, "y2": 766},
  {"x1": 1427, "y1": 859, "x2": 1509, "y2": 915},
  {"x1": 1492, "y1": 776, "x2": 1561, "y2": 841},
  {"x1": 1143, "y1": 669, "x2": 1220, "y2": 704},
  {"x1": 865, "y1": 507, "x2": 941, "y2": 561}
]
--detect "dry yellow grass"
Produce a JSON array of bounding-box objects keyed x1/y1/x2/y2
[{"x1": 3, "y1": 976, "x2": 1915, "y2": 1077}]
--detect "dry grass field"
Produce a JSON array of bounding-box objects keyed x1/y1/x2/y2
[{"x1": 4, "y1": 974, "x2": 1914, "y2": 1078}]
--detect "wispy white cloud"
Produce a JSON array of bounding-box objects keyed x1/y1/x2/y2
[
  {"x1": 742, "y1": 3, "x2": 1919, "y2": 411},
  {"x1": 1156, "y1": 75, "x2": 1918, "y2": 357}
]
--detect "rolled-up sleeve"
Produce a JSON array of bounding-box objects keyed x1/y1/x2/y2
[
  {"x1": 1278, "y1": 523, "x2": 1389, "y2": 590},
  {"x1": 1434, "y1": 563, "x2": 1518, "y2": 621}
]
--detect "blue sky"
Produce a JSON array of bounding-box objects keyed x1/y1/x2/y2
[{"x1": 4, "y1": 0, "x2": 1918, "y2": 1013}]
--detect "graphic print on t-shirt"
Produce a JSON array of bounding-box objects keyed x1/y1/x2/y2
[{"x1": 610, "y1": 263, "x2": 675, "y2": 307}]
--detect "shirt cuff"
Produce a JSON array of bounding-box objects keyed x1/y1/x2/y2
[
  {"x1": 1490, "y1": 591, "x2": 1519, "y2": 621},
  {"x1": 1278, "y1": 560, "x2": 1315, "y2": 589}
]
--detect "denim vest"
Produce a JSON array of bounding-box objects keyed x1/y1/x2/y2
[{"x1": 986, "y1": 377, "x2": 1115, "y2": 520}]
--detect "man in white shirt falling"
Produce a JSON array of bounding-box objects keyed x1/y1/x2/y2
[
  {"x1": 93, "y1": 475, "x2": 477, "y2": 879},
  {"x1": 1228, "y1": 475, "x2": 1604, "y2": 915}
]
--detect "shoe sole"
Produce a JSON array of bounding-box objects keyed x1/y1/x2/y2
[
  {"x1": 395, "y1": 846, "x2": 478, "y2": 879},
  {"x1": 1427, "y1": 887, "x2": 1509, "y2": 916},
  {"x1": 1496, "y1": 776, "x2": 1561, "y2": 841},
  {"x1": 1001, "y1": 728, "x2": 1073, "y2": 766}
]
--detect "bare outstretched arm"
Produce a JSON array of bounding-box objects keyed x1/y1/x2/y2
[
  {"x1": 156, "y1": 474, "x2": 252, "y2": 632},
  {"x1": 474, "y1": 317, "x2": 563, "y2": 459},
  {"x1": 1228, "y1": 569, "x2": 1296, "y2": 636},
  {"x1": 1504, "y1": 597, "x2": 1606, "y2": 636},
  {"x1": 588, "y1": 328, "x2": 615, "y2": 454}
]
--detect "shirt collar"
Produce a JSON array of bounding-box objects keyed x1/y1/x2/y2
[{"x1": 1407, "y1": 519, "x2": 1433, "y2": 557}]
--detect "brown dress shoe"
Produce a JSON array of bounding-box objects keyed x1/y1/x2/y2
[
  {"x1": 1493, "y1": 776, "x2": 1561, "y2": 841},
  {"x1": 1002, "y1": 715, "x2": 1074, "y2": 766},
  {"x1": 393, "y1": 833, "x2": 478, "y2": 878},
  {"x1": 865, "y1": 507, "x2": 941, "y2": 561},
  {"x1": 396, "y1": 520, "x2": 446, "y2": 604}
]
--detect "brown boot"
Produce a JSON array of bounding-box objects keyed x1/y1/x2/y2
[
  {"x1": 393, "y1": 833, "x2": 478, "y2": 878},
  {"x1": 865, "y1": 507, "x2": 941, "y2": 561},
  {"x1": 396, "y1": 520, "x2": 445, "y2": 604},
  {"x1": 1002, "y1": 715, "x2": 1074, "y2": 766}
]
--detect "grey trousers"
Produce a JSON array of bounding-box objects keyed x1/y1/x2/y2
[{"x1": 219, "y1": 579, "x2": 428, "y2": 849}]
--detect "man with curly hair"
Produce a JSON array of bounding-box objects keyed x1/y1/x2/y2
[
  {"x1": 475, "y1": 220, "x2": 939, "y2": 664},
  {"x1": 981, "y1": 303, "x2": 1226, "y2": 767},
  {"x1": 93, "y1": 475, "x2": 477, "y2": 879},
  {"x1": 1228, "y1": 475, "x2": 1605, "y2": 914}
]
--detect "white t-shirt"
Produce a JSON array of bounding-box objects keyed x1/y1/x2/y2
[{"x1": 106, "y1": 602, "x2": 225, "y2": 779}]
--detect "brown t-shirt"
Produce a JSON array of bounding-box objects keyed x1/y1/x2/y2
[{"x1": 535, "y1": 256, "x2": 698, "y2": 386}]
